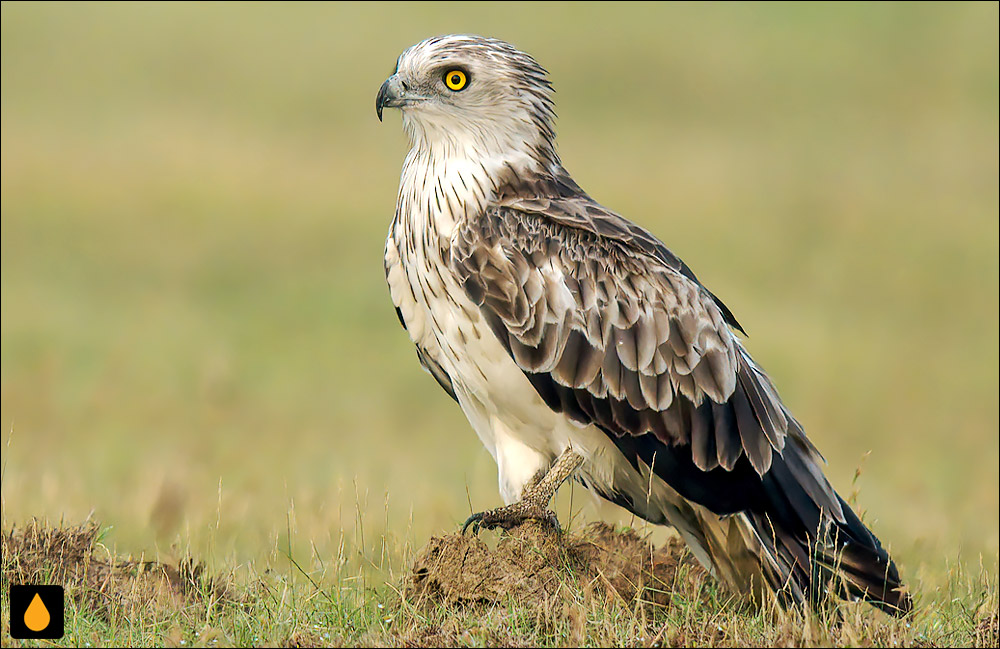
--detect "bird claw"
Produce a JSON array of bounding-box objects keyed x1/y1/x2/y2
[
  {"x1": 461, "y1": 504, "x2": 560, "y2": 535},
  {"x1": 462, "y1": 512, "x2": 484, "y2": 535},
  {"x1": 461, "y1": 449, "x2": 582, "y2": 536}
]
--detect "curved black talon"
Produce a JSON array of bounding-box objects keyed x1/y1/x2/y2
[{"x1": 462, "y1": 512, "x2": 485, "y2": 535}]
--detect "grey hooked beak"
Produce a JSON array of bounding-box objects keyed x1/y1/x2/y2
[{"x1": 375, "y1": 75, "x2": 408, "y2": 122}]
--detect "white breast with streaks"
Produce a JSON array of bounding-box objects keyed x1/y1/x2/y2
[{"x1": 384, "y1": 147, "x2": 651, "y2": 505}]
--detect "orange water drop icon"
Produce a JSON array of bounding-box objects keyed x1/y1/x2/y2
[{"x1": 24, "y1": 592, "x2": 51, "y2": 632}]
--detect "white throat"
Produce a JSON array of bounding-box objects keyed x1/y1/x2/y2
[{"x1": 396, "y1": 113, "x2": 543, "y2": 243}]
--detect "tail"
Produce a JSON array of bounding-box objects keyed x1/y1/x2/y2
[
  {"x1": 735, "y1": 494, "x2": 912, "y2": 616},
  {"x1": 607, "y1": 430, "x2": 912, "y2": 616},
  {"x1": 696, "y1": 443, "x2": 913, "y2": 616},
  {"x1": 655, "y1": 495, "x2": 912, "y2": 617}
]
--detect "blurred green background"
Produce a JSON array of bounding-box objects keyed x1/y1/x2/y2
[{"x1": 2, "y1": 2, "x2": 997, "y2": 584}]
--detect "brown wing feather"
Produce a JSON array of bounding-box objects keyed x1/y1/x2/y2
[{"x1": 451, "y1": 199, "x2": 791, "y2": 475}]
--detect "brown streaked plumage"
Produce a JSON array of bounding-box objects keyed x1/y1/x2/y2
[{"x1": 377, "y1": 34, "x2": 911, "y2": 615}]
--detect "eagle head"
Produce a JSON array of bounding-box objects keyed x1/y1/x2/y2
[{"x1": 376, "y1": 35, "x2": 557, "y2": 162}]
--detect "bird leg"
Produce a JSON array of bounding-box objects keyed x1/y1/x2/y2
[{"x1": 463, "y1": 448, "x2": 584, "y2": 534}]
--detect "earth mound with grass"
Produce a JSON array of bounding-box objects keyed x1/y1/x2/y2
[
  {"x1": 405, "y1": 520, "x2": 706, "y2": 610},
  {"x1": 2, "y1": 520, "x2": 232, "y2": 624}
]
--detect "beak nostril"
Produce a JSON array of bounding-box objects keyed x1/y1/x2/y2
[{"x1": 376, "y1": 75, "x2": 419, "y2": 122}]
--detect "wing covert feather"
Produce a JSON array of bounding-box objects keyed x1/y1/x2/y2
[{"x1": 452, "y1": 201, "x2": 792, "y2": 474}]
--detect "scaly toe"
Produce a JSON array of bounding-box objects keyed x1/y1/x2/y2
[{"x1": 461, "y1": 502, "x2": 561, "y2": 534}]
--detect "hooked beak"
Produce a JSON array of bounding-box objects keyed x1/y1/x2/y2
[{"x1": 375, "y1": 75, "x2": 409, "y2": 122}]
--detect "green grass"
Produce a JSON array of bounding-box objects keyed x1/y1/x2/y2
[{"x1": 1, "y1": 2, "x2": 997, "y2": 646}]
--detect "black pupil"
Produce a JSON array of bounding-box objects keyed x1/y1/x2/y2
[{"x1": 451, "y1": 74, "x2": 461, "y2": 85}]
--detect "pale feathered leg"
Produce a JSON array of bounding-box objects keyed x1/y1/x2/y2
[{"x1": 463, "y1": 448, "x2": 584, "y2": 534}]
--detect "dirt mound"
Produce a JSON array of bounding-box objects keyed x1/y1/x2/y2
[
  {"x1": 406, "y1": 520, "x2": 705, "y2": 610},
  {"x1": 2, "y1": 519, "x2": 231, "y2": 622}
]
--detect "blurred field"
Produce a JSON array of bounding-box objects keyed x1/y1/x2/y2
[{"x1": 1, "y1": 0, "x2": 997, "y2": 618}]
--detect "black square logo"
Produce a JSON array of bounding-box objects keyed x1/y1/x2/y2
[{"x1": 9, "y1": 585, "x2": 64, "y2": 640}]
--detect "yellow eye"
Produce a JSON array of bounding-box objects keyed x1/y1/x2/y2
[{"x1": 444, "y1": 69, "x2": 468, "y2": 91}]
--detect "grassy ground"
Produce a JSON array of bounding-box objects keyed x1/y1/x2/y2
[
  {"x1": 2, "y1": 518, "x2": 996, "y2": 647},
  {"x1": 2, "y1": 2, "x2": 997, "y2": 646}
]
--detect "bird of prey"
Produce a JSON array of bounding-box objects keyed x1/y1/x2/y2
[{"x1": 376, "y1": 34, "x2": 910, "y2": 615}]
